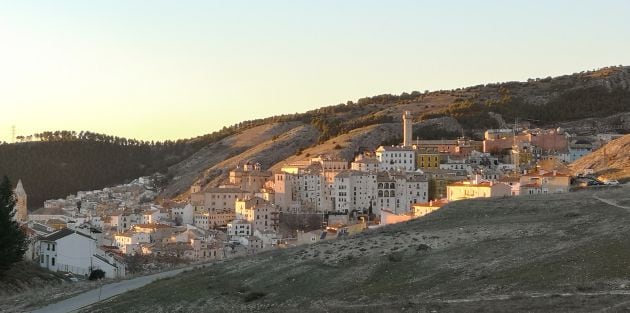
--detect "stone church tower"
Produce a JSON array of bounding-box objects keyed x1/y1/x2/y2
[
  {"x1": 14, "y1": 179, "x2": 27, "y2": 222},
  {"x1": 402, "y1": 111, "x2": 413, "y2": 147}
]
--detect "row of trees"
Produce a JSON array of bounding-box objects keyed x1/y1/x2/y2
[{"x1": 422, "y1": 86, "x2": 630, "y2": 130}]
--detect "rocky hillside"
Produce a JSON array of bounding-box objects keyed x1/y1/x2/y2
[
  {"x1": 163, "y1": 66, "x2": 630, "y2": 199},
  {"x1": 85, "y1": 186, "x2": 630, "y2": 312},
  {"x1": 163, "y1": 122, "x2": 319, "y2": 199},
  {"x1": 570, "y1": 134, "x2": 630, "y2": 182},
  {"x1": 4, "y1": 66, "x2": 629, "y2": 207}
]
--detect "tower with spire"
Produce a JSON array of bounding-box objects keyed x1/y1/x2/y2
[{"x1": 14, "y1": 179, "x2": 28, "y2": 222}]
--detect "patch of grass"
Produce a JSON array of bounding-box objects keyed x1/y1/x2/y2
[{"x1": 388, "y1": 252, "x2": 403, "y2": 262}]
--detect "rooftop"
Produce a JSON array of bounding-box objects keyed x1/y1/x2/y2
[{"x1": 41, "y1": 228, "x2": 94, "y2": 242}]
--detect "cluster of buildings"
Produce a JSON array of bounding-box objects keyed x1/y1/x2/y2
[{"x1": 12, "y1": 111, "x2": 621, "y2": 280}]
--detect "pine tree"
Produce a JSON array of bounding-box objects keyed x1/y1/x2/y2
[{"x1": 0, "y1": 175, "x2": 27, "y2": 274}]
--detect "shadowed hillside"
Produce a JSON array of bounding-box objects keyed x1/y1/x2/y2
[{"x1": 84, "y1": 186, "x2": 630, "y2": 312}]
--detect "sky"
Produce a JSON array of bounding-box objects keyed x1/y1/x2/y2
[{"x1": 1, "y1": 0, "x2": 629, "y2": 142}]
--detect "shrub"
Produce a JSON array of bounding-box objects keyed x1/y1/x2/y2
[
  {"x1": 243, "y1": 291, "x2": 267, "y2": 302},
  {"x1": 88, "y1": 269, "x2": 105, "y2": 280},
  {"x1": 387, "y1": 252, "x2": 403, "y2": 262}
]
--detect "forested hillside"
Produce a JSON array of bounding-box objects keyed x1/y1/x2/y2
[{"x1": 0, "y1": 130, "x2": 241, "y2": 209}]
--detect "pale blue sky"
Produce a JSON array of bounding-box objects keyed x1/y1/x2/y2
[{"x1": 1, "y1": 1, "x2": 629, "y2": 142}]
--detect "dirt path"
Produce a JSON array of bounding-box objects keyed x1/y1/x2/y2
[{"x1": 593, "y1": 195, "x2": 630, "y2": 210}]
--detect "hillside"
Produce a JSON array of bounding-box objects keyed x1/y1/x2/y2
[
  {"x1": 0, "y1": 140, "x2": 173, "y2": 209},
  {"x1": 0, "y1": 128, "x2": 251, "y2": 209},
  {"x1": 570, "y1": 134, "x2": 630, "y2": 182},
  {"x1": 0, "y1": 261, "x2": 90, "y2": 312},
  {"x1": 84, "y1": 186, "x2": 630, "y2": 312},
  {"x1": 164, "y1": 66, "x2": 630, "y2": 199},
  {"x1": 164, "y1": 122, "x2": 320, "y2": 199},
  {"x1": 2, "y1": 66, "x2": 630, "y2": 207}
]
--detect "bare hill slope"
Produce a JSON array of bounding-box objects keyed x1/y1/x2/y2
[
  {"x1": 570, "y1": 134, "x2": 630, "y2": 181},
  {"x1": 162, "y1": 122, "x2": 318, "y2": 197},
  {"x1": 86, "y1": 186, "x2": 630, "y2": 312},
  {"x1": 269, "y1": 123, "x2": 402, "y2": 171}
]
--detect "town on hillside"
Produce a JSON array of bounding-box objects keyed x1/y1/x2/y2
[{"x1": 11, "y1": 111, "x2": 624, "y2": 280}]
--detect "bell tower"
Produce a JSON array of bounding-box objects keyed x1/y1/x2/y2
[
  {"x1": 403, "y1": 111, "x2": 413, "y2": 147},
  {"x1": 14, "y1": 179, "x2": 27, "y2": 222}
]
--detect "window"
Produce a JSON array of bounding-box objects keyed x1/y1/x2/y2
[
  {"x1": 52, "y1": 244, "x2": 55, "y2": 251},
  {"x1": 51, "y1": 257, "x2": 55, "y2": 266}
]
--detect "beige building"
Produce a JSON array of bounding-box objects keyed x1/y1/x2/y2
[
  {"x1": 229, "y1": 162, "x2": 272, "y2": 193},
  {"x1": 235, "y1": 197, "x2": 279, "y2": 232},
  {"x1": 519, "y1": 170, "x2": 571, "y2": 194},
  {"x1": 194, "y1": 210, "x2": 235, "y2": 230},
  {"x1": 447, "y1": 180, "x2": 512, "y2": 202},
  {"x1": 193, "y1": 187, "x2": 248, "y2": 213},
  {"x1": 411, "y1": 199, "x2": 448, "y2": 217}
]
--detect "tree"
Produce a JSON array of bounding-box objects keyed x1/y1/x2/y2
[
  {"x1": 0, "y1": 176, "x2": 27, "y2": 274},
  {"x1": 89, "y1": 269, "x2": 105, "y2": 280}
]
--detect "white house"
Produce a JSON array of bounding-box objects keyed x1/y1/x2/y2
[
  {"x1": 38, "y1": 228, "x2": 125, "y2": 278},
  {"x1": 114, "y1": 231, "x2": 150, "y2": 254},
  {"x1": 172, "y1": 204, "x2": 194, "y2": 225},
  {"x1": 227, "y1": 219, "x2": 252, "y2": 238}
]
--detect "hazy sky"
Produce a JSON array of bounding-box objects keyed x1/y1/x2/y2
[{"x1": 1, "y1": 1, "x2": 629, "y2": 142}]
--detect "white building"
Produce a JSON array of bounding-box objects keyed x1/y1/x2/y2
[
  {"x1": 274, "y1": 164, "x2": 327, "y2": 212},
  {"x1": 140, "y1": 207, "x2": 169, "y2": 224},
  {"x1": 332, "y1": 170, "x2": 377, "y2": 213},
  {"x1": 559, "y1": 140, "x2": 593, "y2": 163},
  {"x1": 376, "y1": 172, "x2": 428, "y2": 215},
  {"x1": 375, "y1": 146, "x2": 416, "y2": 171},
  {"x1": 38, "y1": 228, "x2": 125, "y2": 278},
  {"x1": 350, "y1": 154, "x2": 380, "y2": 173},
  {"x1": 114, "y1": 231, "x2": 150, "y2": 254},
  {"x1": 227, "y1": 219, "x2": 252, "y2": 238},
  {"x1": 172, "y1": 204, "x2": 194, "y2": 225},
  {"x1": 439, "y1": 155, "x2": 472, "y2": 173}
]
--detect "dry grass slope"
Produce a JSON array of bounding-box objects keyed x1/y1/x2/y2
[
  {"x1": 85, "y1": 186, "x2": 630, "y2": 312},
  {"x1": 570, "y1": 134, "x2": 630, "y2": 182},
  {"x1": 0, "y1": 262, "x2": 93, "y2": 313}
]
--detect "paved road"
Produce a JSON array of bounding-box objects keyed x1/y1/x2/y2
[{"x1": 30, "y1": 264, "x2": 204, "y2": 313}]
